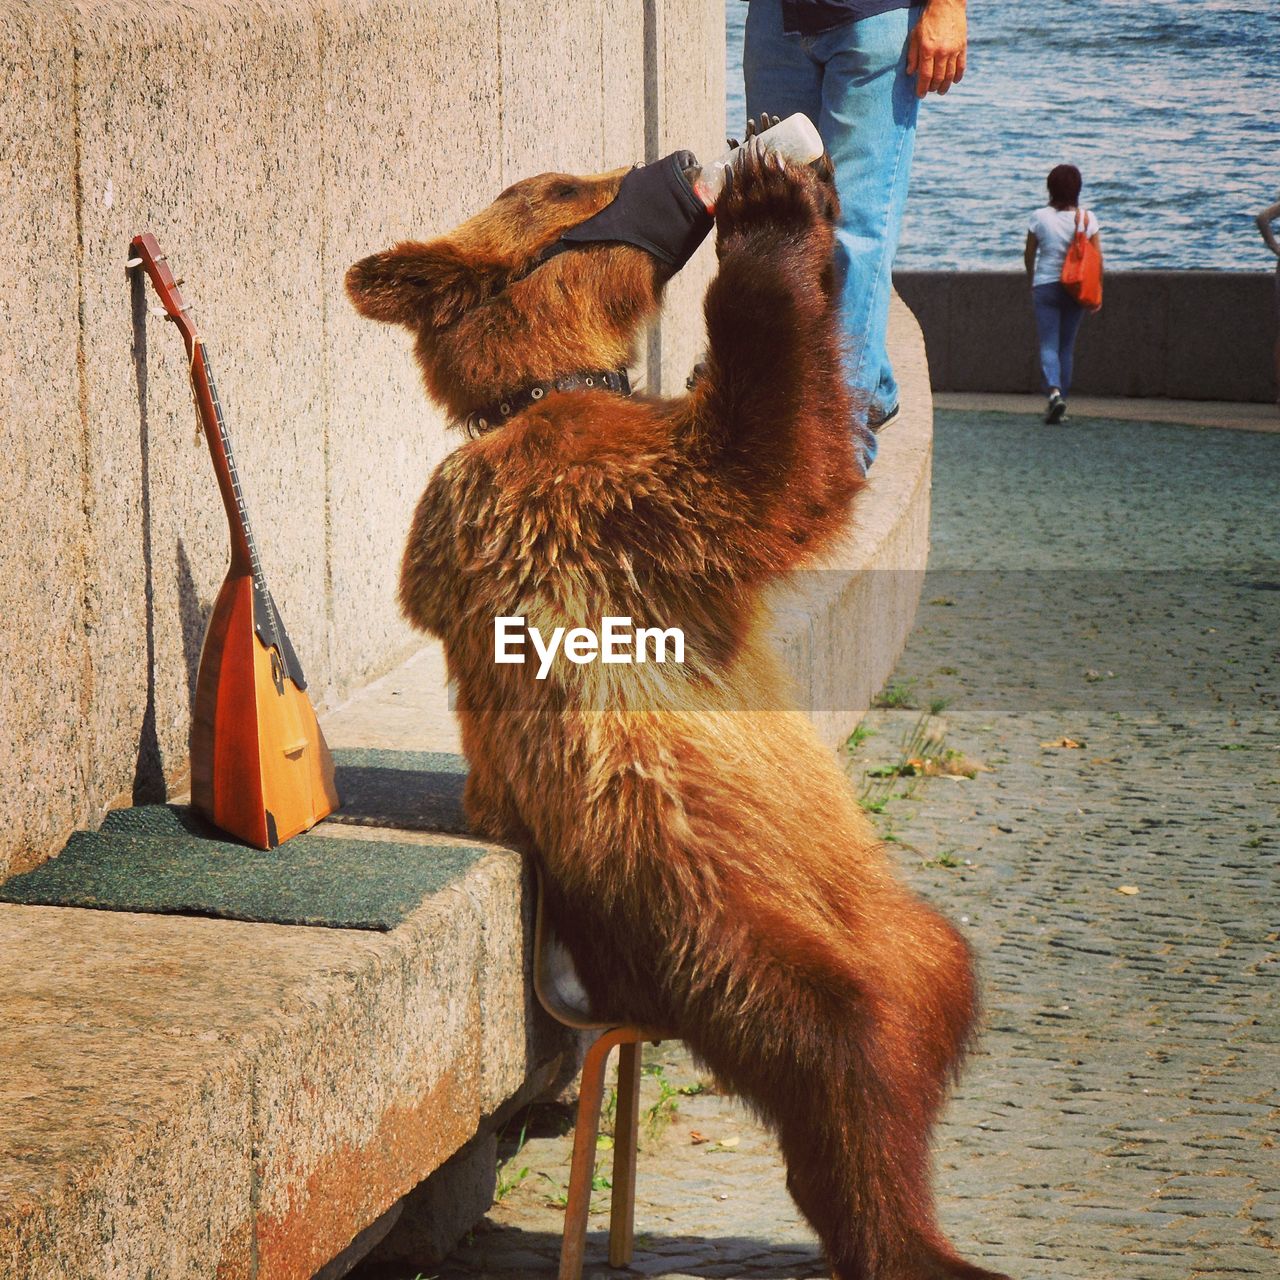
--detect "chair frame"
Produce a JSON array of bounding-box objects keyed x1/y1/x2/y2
[{"x1": 531, "y1": 864, "x2": 670, "y2": 1280}]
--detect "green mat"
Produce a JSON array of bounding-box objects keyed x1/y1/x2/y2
[
  {"x1": 330, "y1": 747, "x2": 470, "y2": 835},
  {"x1": 0, "y1": 749, "x2": 481, "y2": 931}
]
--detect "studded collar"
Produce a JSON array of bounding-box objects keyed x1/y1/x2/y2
[{"x1": 462, "y1": 367, "x2": 632, "y2": 434}]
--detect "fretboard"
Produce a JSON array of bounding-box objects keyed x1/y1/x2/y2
[{"x1": 196, "y1": 347, "x2": 307, "y2": 690}]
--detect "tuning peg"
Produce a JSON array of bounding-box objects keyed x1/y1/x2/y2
[{"x1": 125, "y1": 256, "x2": 143, "y2": 269}]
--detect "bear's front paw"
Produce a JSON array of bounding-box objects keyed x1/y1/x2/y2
[{"x1": 715, "y1": 145, "x2": 830, "y2": 242}]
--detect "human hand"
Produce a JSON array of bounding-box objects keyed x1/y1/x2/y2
[
  {"x1": 907, "y1": 0, "x2": 968, "y2": 98},
  {"x1": 727, "y1": 115, "x2": 834, "y2": 211},
  {"x1": 725, "y1": 115, "x2": 782, "y2": 155}
]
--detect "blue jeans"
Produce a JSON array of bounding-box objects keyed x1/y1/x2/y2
[
  {"x1": 1031, "y1": 282, "x2": 1085, "y2": 395},
  {"x1": 744, "y1": 0, "x2": 921, "y2": 473}
]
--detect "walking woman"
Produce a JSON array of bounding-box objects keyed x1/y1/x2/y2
[
  {"x1": 1256, "y1": 191, "x2": 1280, "y2": 405},
  {"x1": 1025, "y1": 164, "x2": 1102, "y2": 423}
]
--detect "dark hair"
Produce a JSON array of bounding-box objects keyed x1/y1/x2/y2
[{"x1": 1047, "y1": 164, "x2": 1082, "y2": 211}]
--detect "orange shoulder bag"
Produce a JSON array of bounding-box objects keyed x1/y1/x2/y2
[{"x1": 1061, "y1": 208, "x2": 1103, "y2": 310}]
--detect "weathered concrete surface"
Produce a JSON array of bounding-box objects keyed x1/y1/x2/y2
[
  {"x1": 895, "y1": 270, "x2": 1277, "y2": 403},
  {"x1": 646, "y1": 0, "x2": 727, "y2": 394},
  {"x1": 500, "y1": 0, "x2": 607, "y2": 179},
  {"x1": 0, "y1": 5, "x2": 86, "y2": 876},
  {"x1": 769, "y1": 293, "x2": 933, "y2": 748},
  {"x1": 364, "y1": 1133, "x2": 498, "y2": 1272},
  {"x1": 322, "y1": 641, "x2": 461, "y2": 754},
  {"x1": 0, "y1": 0, "x2": 725, "y2": 878},
  {"x1": 935, "y1": 392, "x2": 1280, "y2": 433},
  {"x1": 321, "y1": 0, "x2": 502, "y2": 699},
  {"x1": 0, "y1": 838, "x2": 572, "y2": 1280},
  {"x1": 602, "y1": 0, "x2": 648, "y2": 175},
  {"x1": 74, "y1": 0, "x2": 329, "y2": 833}
]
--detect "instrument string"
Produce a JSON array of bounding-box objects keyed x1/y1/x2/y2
[{"x1": 185, "y1": 322, "x2": 289, "y2": 673}]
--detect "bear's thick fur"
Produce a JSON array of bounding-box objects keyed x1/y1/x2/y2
[{"x1": 347, "y1": 152, "x2": 1007, "y2": 1280}]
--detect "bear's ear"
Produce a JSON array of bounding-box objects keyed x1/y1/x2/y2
[{"x1": 345, "y1": 241, "x2": 504, "y2": 330}]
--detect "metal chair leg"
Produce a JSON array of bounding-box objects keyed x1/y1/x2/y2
[
  {"x1": 532, "y1": 867, "x2": 672, "y2": 1277},
  {"x1": 609, "y1": 1037, "x2": 643, "y2": 1266},
  {"x1": 559, "y1": 1029, "x2": 622, "y2": 1280}
]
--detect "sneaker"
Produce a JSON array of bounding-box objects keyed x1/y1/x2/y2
[
  {"x1": 868, "y1": 402, "x2": 900, "y2": 432},
  {"x1": 1045, "y1": 392, "x2": 1067, "y2": 424}
]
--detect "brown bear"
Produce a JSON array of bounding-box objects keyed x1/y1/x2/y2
[{"x1": 346, "y1": 149, "x2": 1008, "y2": 1280}]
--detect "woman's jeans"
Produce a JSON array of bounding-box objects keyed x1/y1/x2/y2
[
  {"x1": 1032, "y1": 282, "x2": 1085, "y2": 395},
  {"x1": 744, "y1": 1, "x2": 921, "y2": 473}
]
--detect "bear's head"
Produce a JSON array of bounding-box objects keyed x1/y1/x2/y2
[{"x1": 346, "y1": 166, "x2": 681, "y2": 424}]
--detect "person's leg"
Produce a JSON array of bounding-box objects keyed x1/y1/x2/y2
[
  {"x1": 817, "y1": 6, "x2": 920, "y2": 463},
  {"x1": 743, "y1": 0, "x2": 823, "y2": 128},
  {"x1": 1032, "y1": 283, "x2": 1063, "y2": 393},
  {"x1": 1273, "y1": 269, "x2": 1280, "y2": 404},
  {"x1": 1056, "y1": 287, "x2": 1085, "y2": 396},
  {"x1": 745, "y1": 1, "x2": 877, "y2": 468}
]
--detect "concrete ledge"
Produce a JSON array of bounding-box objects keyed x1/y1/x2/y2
[
  {"x1": 935, "y1": 392, "x2": 1280, "y2": 434},
  {"x1": 0, "y1": 827, "x2": 573, "y2": 1279},
  {"x1": 769, "y1": 292, "x2": 933, "y2": 747}
]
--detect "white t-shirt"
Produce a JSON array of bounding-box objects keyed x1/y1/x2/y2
[{"x1": 1028, "y1": 206, "x2": 1100, "y2": 288}]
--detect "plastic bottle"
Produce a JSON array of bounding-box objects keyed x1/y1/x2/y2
[{"x1": 689, "y1": 113, "x2": 825, "y2": 212}]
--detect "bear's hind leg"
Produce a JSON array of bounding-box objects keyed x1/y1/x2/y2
[
  {"x1": 689, "y1": 906, "x2": 1009, "y2": 1280},
  {"x1": 774, "y1": 1019, "x2": 1012, "y2": 1280}
]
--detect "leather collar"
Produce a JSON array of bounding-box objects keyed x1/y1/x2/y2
[{"x1": 462, "y1": 367, "x2": 632, "y2": 434}]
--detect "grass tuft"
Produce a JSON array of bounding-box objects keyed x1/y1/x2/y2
[{"x1": 873, "y1": 679, "x2": 918, "y2": 709}]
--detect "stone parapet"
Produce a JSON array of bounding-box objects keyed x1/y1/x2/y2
[
  {"x1": 0, "y1": 0, "x2": 725, "y2": 879},
  {"x1": 895, "y1": 270, "x2": 1277, "y2": 403},
  {"x1": 0, "y1": 839, "x2": 578, "y2": 1280},
  {"x1": 769, "y1": 292, "x2": 933, "y2": 747}
]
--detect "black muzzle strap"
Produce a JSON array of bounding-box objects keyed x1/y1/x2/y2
[{"x1": 541, "y1": 151, "x2": 714, "y2": 272}]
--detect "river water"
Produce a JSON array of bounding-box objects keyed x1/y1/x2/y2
[{"x1": 725, "y1": 0, "x2": 1279, "y2": 271}]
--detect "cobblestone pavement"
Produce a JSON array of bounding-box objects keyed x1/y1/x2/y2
[{"x1": 423, "y1": 412, "x2": 1280, "y2": 1279}]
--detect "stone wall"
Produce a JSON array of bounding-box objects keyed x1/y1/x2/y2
[
  {"x1": 895, "y1": 271, "x2": 1277, "y2": 403},
  {"x1": 768, "y1": 293, "x2": 932, "y2": 750},
  {"x1": 0, "y1": 0, "x2": 725, "y2": 878}
]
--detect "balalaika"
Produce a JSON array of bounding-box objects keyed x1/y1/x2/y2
[{"x1": 129, "y1": 233, "x2": 338, "y2": 848}]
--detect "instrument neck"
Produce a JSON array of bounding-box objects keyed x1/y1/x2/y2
[
  {"x1": 181, "y1": 331, "x2": 304, "y2": 685},
  {"x1": 187, "y1": 339, "x2": 261, "y2": 585}
]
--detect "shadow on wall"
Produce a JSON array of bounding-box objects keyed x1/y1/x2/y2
[
  {"x1": 130, "y1": 263, "x2": 213, "y2": 803},
  {"x1": 176, "y1": 541, "x2": 210, "y2": 723},
  {"x1": 130, "y1": 264, "x2": 163, "y2": 803},
  {"x1": 894, "y1": 271, "x2": 1276, "y2": 403}
]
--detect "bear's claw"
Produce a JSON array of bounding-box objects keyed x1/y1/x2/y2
[{"x1": 714, "y1": 142, "x2": 831, "y2": 241}]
